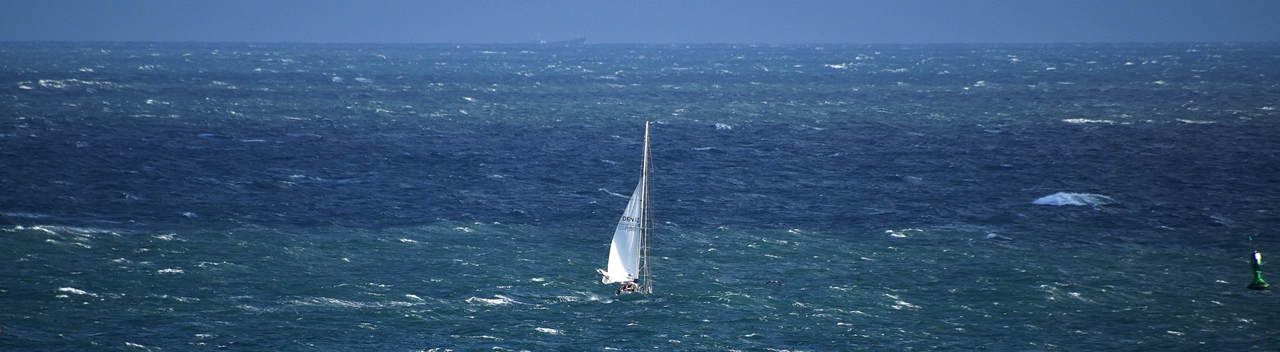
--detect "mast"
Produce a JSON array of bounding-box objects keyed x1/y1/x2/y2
[{"x1": 639, "y1": 121, "x2": 653, "y2": 294}]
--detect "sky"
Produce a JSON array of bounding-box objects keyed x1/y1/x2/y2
[{"x1": 1, "y1": 0, "x2": 1277, "y2": 44}]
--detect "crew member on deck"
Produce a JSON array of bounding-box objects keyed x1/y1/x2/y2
[{"x1": 616, "y1": 281, "x2": 638, "y2": 294}]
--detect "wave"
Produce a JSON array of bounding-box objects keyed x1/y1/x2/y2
[
  {"x1": 15, "y1": 225, "x2": 120, "y2": 236},
  {"x1": 287, "y1": 296, "x2": 420, "y2": 309},
  {"x1": 1062, "y1": 118, "x2": 1119, "y2": 124},
  {"x1": 535, "y1": 327, "x2": 562, "y2": 335},
  {"x1": 465, "y1": 294, "x2": 521, "y2": 306},
  {"x1": 2, "y1": 212, "x2": 51, "y2": 219},
  {"x1": 599, "y1": 188, "x2": 629, "y2": 198},
  {"x1": 58, "y1": 287, "x2": 97, "y2": 297},
  {"x1": 1033, "y1": 192, "x2": 1115, "y2": 207}
]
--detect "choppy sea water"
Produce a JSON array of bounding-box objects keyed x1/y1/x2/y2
[{"x1": 2, "y1": 42, "x2": 1279, "y2": 350}]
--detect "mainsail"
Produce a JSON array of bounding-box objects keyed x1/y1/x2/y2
[{"x1": 599, "y1": 122, "x2": 652, "y2": 294}]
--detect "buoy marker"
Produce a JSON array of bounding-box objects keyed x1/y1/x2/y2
[{"x1": 1248, "y1": 250, "x2": 1269, "y2": 290}]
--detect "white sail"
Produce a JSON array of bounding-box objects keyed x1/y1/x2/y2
[
  {"x1": 602, "y1": 180, "x2": 644, "y2": 284},
  {"x1": 599, "y1": 122, "x2": 652, "y2": 294}
]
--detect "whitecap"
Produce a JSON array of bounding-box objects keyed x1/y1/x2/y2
[
  {"x1": 985, "y1": 233, "x2": 1012, "y2": 241},
  {"x1": 39, "y1": 79, "x2": 67, "y2": 89},
  {"x1": 1033, "y1": 192, "x2": 1115, "y2": 207},
  {"x1": 886, "y1": 228, "x2": 921, "y2": 238},
  {"x1": 3, "y1": 212, "x2": 50, "y2": 219},
  {"x1": 886, "y1": 293, "x2": 919, "y2": 309},
  {"x1": 465, "y1": 295, "x2": 519, "y2": 306},
  {"x1": 600, "y1": 188, "x2": 629, "y2": 198},
  {"x1": 1062, "y1": 118, "x2": 1116, "y2": 124},
  {"x1": 715, "y1": 123, "x2": 733, "y2": 130},
  {"x1": 536, "y1": 327, "x2": 562, "y2": 335},
  {"x1": 153, "y1": 233, "x2": 178, "y2": 241},
  {"x1": 31, "y1": 225, "x2": 116, "y2": 236},
  {"x1": 292, "y1": 297, "x2": 367, "y2": 308},
  {"x1": 58, "y1": 287, "x2": 98, "y2": 297},
  {"x1": 157, "y1": 268, "x2": 184, "y2": 274}
]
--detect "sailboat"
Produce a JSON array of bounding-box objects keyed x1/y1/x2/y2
[{"x1": 597, "y1": 121, "x2": 653, "y2": 294}]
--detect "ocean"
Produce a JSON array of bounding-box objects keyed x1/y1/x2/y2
[{"x1": 2, "y1": 42, "x2": 1278, "y2": 350}]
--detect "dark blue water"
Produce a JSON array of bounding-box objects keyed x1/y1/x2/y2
[{"x1": 2, "y1": 42, "x2": 1279, "y2": 350}]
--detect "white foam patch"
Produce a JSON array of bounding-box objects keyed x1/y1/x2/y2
[
  {"x1": 58, "y1": 287, "x2": 98, "y2": 297},
  {"x1": 465, "y1": 295, "x2": 520, "y2": 306},
  {"x1": 31, "y1": 225, "x2": 116, "y2": 235},
  {"x1": 885, "y1": 293, "x2": 919, "y2": 310},
  {"x1": 1062, "y1": 118, "x2": 1117, "y2": 124},
  {"x1": 292, "y1": 296, "x2": 421, "y2": 309},
  {"x1": 153, "y1": 233, "x2": 178, "y2": 241},
  {"x1": 885, "y1": 228, "x2": 921, "y2": 238},
  {"x1": 1033, "y1": 192, "x2": 1115, "y2": 206},
  {"x1": 39, "y1": 79, "x2": 68, "y2": 88},
  {"x1": 157, "y1": 268, "x2": 184, "y2": 274},
  {"x1": 3, "y1": 212, "x2": 51, "y2": 219},
  {"x1": 536, "y1": 327, "x2": 562, "y2": 335},
  {"x1": 600, "y1": 188, "x2": 629, "y2": 198}
]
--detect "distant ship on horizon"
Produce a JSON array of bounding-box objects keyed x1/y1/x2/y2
[{"x1": 536, "y1": 38, "x2": 587, "y2": 45}]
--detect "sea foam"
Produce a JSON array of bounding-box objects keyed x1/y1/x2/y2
[{"x1": 1033, "y1": 192, "x2": 1115, "y2": 207}]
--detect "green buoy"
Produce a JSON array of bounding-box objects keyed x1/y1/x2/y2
[{"x1": 1248, "y1": 251, "x2": 1269, "y2": 290}]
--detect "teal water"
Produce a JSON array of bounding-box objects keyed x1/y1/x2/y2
[{"x1": 2, "y1": 42, "x2": 1279, "y2": 350}]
